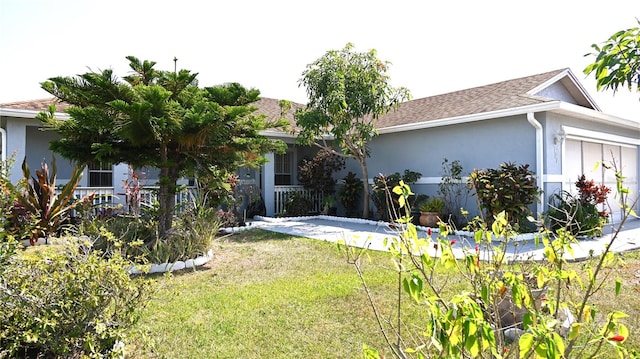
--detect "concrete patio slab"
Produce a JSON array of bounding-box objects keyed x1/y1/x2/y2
[{"x1": 238, "y1": 215, "x2": 640, "y2": 262}]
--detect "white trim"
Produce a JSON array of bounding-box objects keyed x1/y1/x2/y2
[
  {"x1": 0, "y1": 108, "x2": 69, "y2": 120},
  {"x1": 367, "y1": 176, "x2": 470, "y2": 185},
  {"x1": 527, "y1": 113, "x2": 545, "y2": 212},
  {"x1": 377, "y1": 100, "x2": 639, "y2": 135},
  {"x1": 377, "y1": 101, "x2": 563, "y2": 134},
  {"x1": 528, "y1": 69, "x2": 601, "y2": 111},
  {"x1": 544, "y1": 174, "x2": 565, "y2": 183},
  {"x1": 415, "y1": 177, "x2": 443, "y2": 185},
  {"x1": 0, "y1": 127, "x2": 5, "y2": 161},
  {"x1": 562, "y1": 125, "x2": 640, "y2": 146}
]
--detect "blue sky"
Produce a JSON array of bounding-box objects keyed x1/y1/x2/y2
[{"x1": 1, "y1": 0, "x2": 639, "y2": 120}]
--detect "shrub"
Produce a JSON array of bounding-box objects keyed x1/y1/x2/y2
[
  {"x1": 546, "y1": 175, "x2": 611, "y2": 237},
  {"x1": 438, "y1": 158, "x2": 469, "y2": 226},
  {"x1": 468, "y1": 162, "x2": 539, "y2": 230},
  {"x1": 338, "y1": 171, "x2": 363, "y2": 217},
  {"x1": 0, "y1": 240, "x2": 155, "y2": 358},
  {"x1": 345, "y1": 173, "x2": 638, "y2": 359},
  {"x1": 152, "y1": 194, "x2": 221, "y2": 263},
  {"x1": 285, "y1": 191, "x2": 313, "y2": 217},
  {"x1": 1, "y1": 153, "x2": 25, "y2": 240},
  {"x1": 371, "y1": 169, "x2": 421, "y2": 221},
  {"x1": 418, "y1": 196, "x2": 445, "y2": 213},
  {"x1": 10, "y1": 156, "x2": 93, "y2": 245},
  {"x1": 297, "y1": 149, "x2": 346, "y2": 194}
]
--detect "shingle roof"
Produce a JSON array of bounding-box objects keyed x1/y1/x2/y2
[
  {"x1": 0, "y1": 98, "x2": 70, "y2": 112},
  {"x1": 0, "y1": 96, "x2": 301, "y2": 120},
  {"x1": 376, "y1": 68, "x2": 569, "y2": 129},
  {"x1": 0, "y1": 69, "x2": 582, "y2": 131}
]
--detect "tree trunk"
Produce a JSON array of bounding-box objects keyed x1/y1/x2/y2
[
  {"x1": 359, "y1": 157, "x2": 370, "y2": 219},
  {"x1": 157, "y1": 143, "x2": 179, "y2": 240},
  {"x1": 157, "y1": 165, "x2": 179, "y2": 240}
]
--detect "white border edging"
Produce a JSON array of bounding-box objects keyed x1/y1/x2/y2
[
  {"x1": 128, "y1": 249, "x2": 214, "y2": 275},
  {"x1": 244, "y1": 215, "x2": 538, "y2": 243}
]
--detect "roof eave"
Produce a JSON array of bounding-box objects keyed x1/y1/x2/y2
[
  {"x1": 553, "y1": 102, "x2": 640, "y2": 130},
  {"x1": 377, "y1": 102, "x2": 564, "y2": 134},
  {"x1": 0, "y1": 107, "x2": 69, "y2": 120},
  {"x1": 528, "y1": 69, "x2": 602, "y2": 111},
  {"x1": 377, "y1": 101, "x2": 639, "y2": 134}
]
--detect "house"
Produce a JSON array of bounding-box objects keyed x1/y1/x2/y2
[{"x1": 1, "y1": 68, "x2": 638, "y2": 222}]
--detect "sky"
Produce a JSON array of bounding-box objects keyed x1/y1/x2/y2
[{"x1": 1, "y1": 0, "x2": 639, "y2": 121}]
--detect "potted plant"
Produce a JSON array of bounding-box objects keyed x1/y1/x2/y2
[
  {"x1": 418, "y1": 196, "x2": 445, "y2": 227},
  {"x1": 322, "y1": 194, "x2": 337, "y2": 216}
]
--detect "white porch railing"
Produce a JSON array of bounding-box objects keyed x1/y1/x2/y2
[
  {"x1": 274, "y1": 185, "x2": 324, "y2": 215},
  {"x1": 67, "y1": 186, "x2": 197, "y2": 214}
]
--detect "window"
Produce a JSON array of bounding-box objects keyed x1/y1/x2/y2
[
  {"x1": 88, "y1": 161, "x2": 113, "y2": 187},
  {"x1": 274, "y1": 152, "x2": 292, "y2": 185}
]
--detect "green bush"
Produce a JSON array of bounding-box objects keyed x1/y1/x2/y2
[
  {"x1": 150, "y1": 199, "x2": 221, "y2": 263},
  {"x1": 468, "y1": 162, "x2": 539, "y2": 230},
  {"x1": 0, "y1": 240, "x2": 155, "y2": 358},
  {"x1": 338, "y1": 171, "x2": 364, "y2": 217},
  {"x1": 285, "y1": 191, "x2": 313, "y2": 217},
  {"x1": 11, "y1": 156, "x2": 93, "y2": 245},
  {"x1": 546, "y1": 175, "x2": 611, "y2": 237},
  {"x1": 371, "y1": 169, "x2": 421, "y2": 221},
  {"x1": 347, "y1": 177, "x2": 638, "y2": 359}
]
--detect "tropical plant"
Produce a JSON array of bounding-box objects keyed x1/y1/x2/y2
[
  {"x1": 1, "y1": 152, "x2": 22, "y2": 237},
  {"x1": 418, "y1": 196, "x2": 445, "y2": 213},
  {"x1": 438, "y1": 158, "x2": 469, "y2": 225},
  {"x1": 338, "y1": 171, "x2": 363, "y2": 217},
  {"x1": 322, "y1": 194, "x2": 337, "y2": 215},
  {"x1": 123, "y1": 165, "x2": 143, "y2": 218},
  {"x1": 468, "y1": 162, "x2": 539, "y2": 230},
  {"x1": 297, "y1": 148, "x2": 346, "y2": 194},
  {"x1": 343, "y1": 165, "x2": 639, "y2": 358},
  {"x1": 546, "y1": 175, "x2": 611, "y2": 237},
  {"x1": 38, "y1": 56, "x2": 287, "y2": 239},
  {"x1": 294, "y1": 43, "x2": 411, "y2": 218},
  {"x1": 285, "y1": 191, "x2": 313, "y2": 217},
  {"x1": 371, "y1": 169, "x2": 422, "y2": 221},
  {"x1": 11, "y1": 156, "x2": 93, "y2": 245}
]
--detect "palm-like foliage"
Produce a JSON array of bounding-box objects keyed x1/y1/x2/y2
[
  {"x1": 39, "y1": 56, "x2": 287, "y2": 239},
  {"x1": 15, "y1": 156, "x2": 91, "y2": 245}
]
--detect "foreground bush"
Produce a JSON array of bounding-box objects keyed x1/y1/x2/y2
[
  {"x1": 348, "y1": 167, "x2": 638, "y2": 359},
  {"x1": 0, "y1": 240, "x2": 155, "y2": 358}
]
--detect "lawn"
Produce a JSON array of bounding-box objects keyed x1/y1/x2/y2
[{"x1": 127, "y1": 229, "x2": 640, "y2": 358}]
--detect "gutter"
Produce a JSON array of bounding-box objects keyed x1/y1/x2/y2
[
  {"x1": 377, "y1": 100, "x2": 640, "y2": 135},
  {"x1": 0, "y1": 108, "x2": 69, "y2": 120},
  {"x1": 527, "y1": 112, "x2": 545, "y2": 213}
]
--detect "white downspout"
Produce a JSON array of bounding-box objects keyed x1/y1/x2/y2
[
  {"x1": 0, "y1": 127, "x2": 6, "y2": 162},
  {"x1": 527, "y1": 113, "x2": 545, "y2": 214}
]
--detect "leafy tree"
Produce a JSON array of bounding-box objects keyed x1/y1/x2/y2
[
  {"x1": 38, "y1": 56, "x2": 286, "y2": 239},
  {"x1": 295, "y1": 43, "x2": 410, "y2": 218},
  {"x1": 584, "y1": 19, "x2": 640, "y2": 94}
]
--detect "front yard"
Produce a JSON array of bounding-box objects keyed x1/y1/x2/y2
[{"x1": 127, "y1": 229, "x2": 640, "y2": 358}]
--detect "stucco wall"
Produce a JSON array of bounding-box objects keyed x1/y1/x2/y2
[
  {"x1": 25, "y1": 126, "x2": 75, "y2": 182},
  {"x1": 337, "y1": 115, "x2": 538, "y2": 219}
]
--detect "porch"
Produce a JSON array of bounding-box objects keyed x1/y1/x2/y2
[{"x1": 273, "y1": 185, "x2": 325, "y2": 216}]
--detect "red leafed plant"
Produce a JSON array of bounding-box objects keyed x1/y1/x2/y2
[
  {"x1": 15, "y1": 156, "x2": 93, "y2": 245},
  {"x1": 575, "y1": 174, "x2": 611, "y2": 209},
  {"x1": 546, "y1": 175, "x2": 611, "y2": 237}
]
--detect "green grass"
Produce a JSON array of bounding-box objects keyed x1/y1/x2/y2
[
  {"x1": 127, "y1": 229, "x2": 429, "y2": 358},
  {"x1": 127, "y1": 229, "x2": 640, "y2": 358}
]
